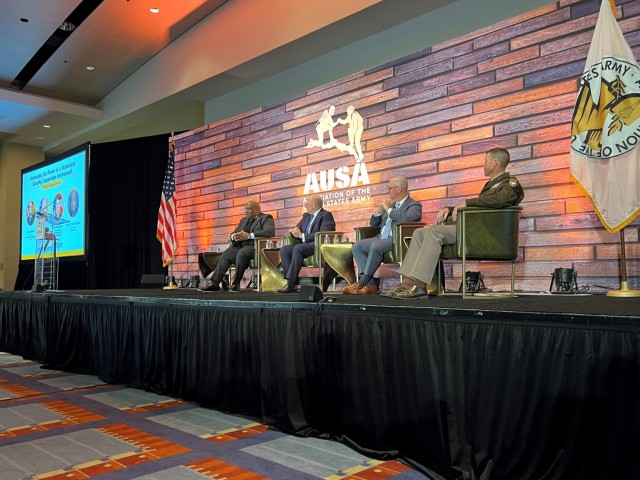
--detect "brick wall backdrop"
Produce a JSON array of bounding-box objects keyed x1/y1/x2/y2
[{"x1": 172, "y1": 0, "x2": 640, "y2": 292}]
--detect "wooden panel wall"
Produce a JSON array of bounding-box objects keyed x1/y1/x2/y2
[{"x1": 172, "y1": 0, "x2": 640, "y2": 292}]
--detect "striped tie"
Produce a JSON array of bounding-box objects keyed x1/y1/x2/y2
[
  {"x1": 306, "y1": 214, "x2": 315, "y2": 234},
  {"x1": 380, "y1": 203, "x2": 398, "y2": 239}
]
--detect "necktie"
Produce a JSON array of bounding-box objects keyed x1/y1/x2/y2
[
  {"x1": 305, "y1": 214, "x2": 316, "y2": 234},
  {"x1": 243, "y1": 217, "x2": 255, "y2": 233},
  {"x1": 380, "y1": 203, "x2": 398, "y2": 239}
]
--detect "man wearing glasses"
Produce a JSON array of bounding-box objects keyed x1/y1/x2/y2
[
  {"x1": 384, "y1": 147, "x2": 524, "y2": 299},
  {"x1": 343, "y1": 176, "x2": 422, "y2": 295}
]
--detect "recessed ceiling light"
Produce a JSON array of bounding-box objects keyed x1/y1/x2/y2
[
  {"x1": 43, "y1": 125, "x2": 51, "y2": 128},
  {"x1": 86, "y1": 65, "x2": 95, "y2": 71},
  {"x1": 36, "y1": 136, "x2": 44, "y2": 140},
  {"x1": 59, "y1": 21, "x2": 76, "y2": 32},
  {"x1": 150, "y1": 7, "x2": 160, "y2": 13}
]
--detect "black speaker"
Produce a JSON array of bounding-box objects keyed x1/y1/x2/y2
[
  {"x1": 298, "y1": 285, "x2": 323, "y2": 302},
  {"x1": 140, "y1": 274, "x2": 165, "y2": 288}
]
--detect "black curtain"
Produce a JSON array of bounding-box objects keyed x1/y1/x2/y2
[
  {"x1": 14, "y1": 134, "x2": 168, "y2": 290},
  {"x1": 87, "y1": 134, "x2": 168, "y2": 288},
  {"x1": 21, "y1": 296, "x2": 638, "y2": 480}
]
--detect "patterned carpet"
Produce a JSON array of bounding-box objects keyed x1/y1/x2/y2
[{"x1": 0, "y1": 353, "x2": 429, "y2": 480}]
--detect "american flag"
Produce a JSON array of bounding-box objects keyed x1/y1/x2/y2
[{"x1": 157, "y1": 136, "x2": 176, "y2": 266}]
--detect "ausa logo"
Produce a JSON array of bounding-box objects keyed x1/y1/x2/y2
[
  {"x1": 303, "y1": 105, "x2": 371, "y2": 199},
  {"x1": 571, "y1": 56, "x2": 640, "y2": 159}
]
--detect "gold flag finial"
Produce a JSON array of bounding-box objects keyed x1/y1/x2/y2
[{"x1": 609, "y1": 0, "x2": 616, "y2": 15}]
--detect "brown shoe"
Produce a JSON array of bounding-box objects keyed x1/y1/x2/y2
[
  {"x1": 391, "y1": 285, "x2": 427, "y2": 299},
  {"x1": 353, "y1": 284, "x2": 379, "y2": 295},
  {"x1": 342, "y1": 282, "x2": 362, "y2": 295}
]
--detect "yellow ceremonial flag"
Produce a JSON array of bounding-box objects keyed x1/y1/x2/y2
[{"x1": 570, "y1": 0, "x2": 640, "y2": 233}]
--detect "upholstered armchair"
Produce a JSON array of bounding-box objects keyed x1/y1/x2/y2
[
  {"x1": 284, "y1": 231, "x2": 347, "y2": 290},
  {"x1": 198, "y1": 237, "x2": 282, "y2": 290},
  {"x1": 439, "y1": 206, "x2": 522, "y2": 298},
  {"x1": 354, "y1": 222, "x2": 425, "y2": 267}
]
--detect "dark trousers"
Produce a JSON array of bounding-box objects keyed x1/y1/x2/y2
[
  {"x1": 280, "y1": 242, "x2": 314, "y2": 286},
  {"x1": 211, "y1": 244, "x2": 254, "y2": 285}
]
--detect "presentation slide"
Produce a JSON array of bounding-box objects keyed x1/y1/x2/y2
[{"x1": 20, "y1": 144, "x2": 89, "y2": 261}]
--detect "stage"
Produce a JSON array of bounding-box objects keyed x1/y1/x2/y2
[{"x1": 1, "y1": 287, "x2": 639, "y2": 479}]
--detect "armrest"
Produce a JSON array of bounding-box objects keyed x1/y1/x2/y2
[
  {"x1": 392, "y1": 222, "x2": 425, "y2": 262},
  {"x1": 355, "y1": 226, "x2": 380, "y2": 241},
  {"x1": 284, "y1": 234, "x2": 301, "y2": 246}
]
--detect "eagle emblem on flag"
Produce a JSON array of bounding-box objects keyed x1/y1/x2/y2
[{"x1": 571, "y1": 57, "x2": 640, "y2": 159}]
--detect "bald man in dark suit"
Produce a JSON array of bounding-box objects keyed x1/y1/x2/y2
[
  {"x1": 200, "y1": 200, "x2": 275, "y2": 291},
  {"x1": 277, "y1": 195, "x2": 336, "y2": 293}
]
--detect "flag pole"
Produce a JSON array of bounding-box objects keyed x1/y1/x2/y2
[
  {"x1": 159, "y1": 130, "x2": 179, "y2": 289},
  {"x1": 164, "y1": 261, "x2": 180, "y2": 290},
  {"x1": 606, "y1": 228, "x2": 640, "y2": 297},
  {"x1": 164, "y1": 130, "x2": 179, "y2": 289}
]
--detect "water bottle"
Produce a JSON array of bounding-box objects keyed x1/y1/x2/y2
[
  {"x1": 333, "y1": 235, "x2": 339, "y2": 244},
  {"x1": 266, "y1": 240, "x2": 273, "y2": 249},
  {"x1": 323, "y1": 235, "x2": 330, "y2": 244}
]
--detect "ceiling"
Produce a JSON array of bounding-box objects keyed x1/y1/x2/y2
[
  {"x1": 0, "y1": 0, "x2": 231, "y2": 154},
  {"x1": 1, "y1": 0, "x2": 507, "y2": 157}
]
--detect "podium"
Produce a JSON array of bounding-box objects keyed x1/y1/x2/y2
[{"x1": 33, "y1": 212, "x2": 60, "y2": 291}]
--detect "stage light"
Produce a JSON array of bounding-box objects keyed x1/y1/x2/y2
[
  {"x1": 459, "y1": 271, "x2": 486, "y2": 293},
  {"x1": 550, "y1": 267, "x2": 579, "y2": 294}
]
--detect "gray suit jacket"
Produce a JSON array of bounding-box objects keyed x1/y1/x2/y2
[{"x1": 370, "y1": 196, "x2": 422, "y2": 231}]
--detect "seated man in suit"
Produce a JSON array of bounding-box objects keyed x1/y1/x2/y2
[
  {"x1": 384, "y1": 147, "x2": 525, "y2": 299},
  {"x1": 200, "y1": 200, "x2": 275, "y2": 291},
  {"x1": 277, "y1": 195, "x2": 336, "y2": 293},
  {"x1": 343, "y1": 176, "x2": 422, "y2": 295}
]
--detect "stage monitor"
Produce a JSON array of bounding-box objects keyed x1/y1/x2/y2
[{"x1": 20, "y1": 143, "x2": 89, "y2": 262}]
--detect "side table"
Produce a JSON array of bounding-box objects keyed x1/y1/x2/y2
[
  {"x1": 259, "y1": 248, "x2": 287, "y2": 292},
  {"x1": 198, "y1": 251, "x2": 223, "y2": 278},
  {"x1": 320, "y1": 242, "x2": 356, "y2": 290}
]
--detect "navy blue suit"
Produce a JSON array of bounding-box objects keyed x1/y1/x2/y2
[{"x1": 280, "y1": 208, "x2": 336, "y2": 287}]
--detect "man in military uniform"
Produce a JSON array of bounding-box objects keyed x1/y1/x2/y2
[{"x1": 384, "y1": 147, "x2": 524, "y2": 298}]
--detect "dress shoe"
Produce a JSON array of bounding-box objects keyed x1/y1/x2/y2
[
  {"x1": 198, "y1": 282, "x2": 221, "y2": 292},
  {"x1": 276, "y1": 285, "x2": 297, "y2": 293},
  {"x1": 353, "y1": 284, "x2": 379, "y2": 295},
  {"x1": 221, "y1": 279, "x2": 229, "y2": 291},
  {"x1": 380, "y1": 283, "x2": 411, "y2": 297},
  {"x1": 229, "y1": 283, "x2": 240, "y2": 292},
  {"x1": 391, "y1": 285, "x2": 427, "y2": 299},
  {"x1": 341, "y1": 282, "x2": 362, "y2": 295}
]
